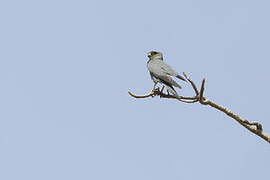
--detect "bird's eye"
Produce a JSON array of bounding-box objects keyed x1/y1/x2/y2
[{"x1": 151, "y1": 51, "x2": 158, "y2": 55}]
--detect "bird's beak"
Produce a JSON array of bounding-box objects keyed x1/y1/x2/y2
[{"x1": 147, "y1": 52, "x2": 151, "y2": 58}]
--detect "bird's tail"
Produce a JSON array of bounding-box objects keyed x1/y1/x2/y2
[{"x1": 166, "y1": 85, "x2": 179, "y2": 98}]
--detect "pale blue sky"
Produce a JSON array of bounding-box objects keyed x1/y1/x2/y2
[{"x1": 0, "y1": 0, "x2": 270, "y2": 179}]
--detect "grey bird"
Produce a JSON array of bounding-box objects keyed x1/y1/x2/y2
[{"x1": 147, "y1": 51, "x2": 186, "y2": 97}]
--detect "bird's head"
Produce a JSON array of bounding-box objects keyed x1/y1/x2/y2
[{"x1": 147, "y1": 51, "x2": 163, "y2": 60}]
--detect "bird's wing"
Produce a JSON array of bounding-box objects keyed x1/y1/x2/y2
[
  {"x1": 148, "y1": 60, "x2": 176, "y2": 77},
  {"x1": 147, "y1": 60, "x2": 182, "y2": 88},
  {"x1": 155, "y1": 60, "x2": 178, "y2": 76},
  {"x1": 153, "y1": 60, "x2": 186, "y2": 81}
]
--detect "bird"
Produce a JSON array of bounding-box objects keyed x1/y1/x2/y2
[{"x1": 147, "y1": 51, "x2": 186, "y2": 97}]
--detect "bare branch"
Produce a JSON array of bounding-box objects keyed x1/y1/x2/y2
[
  {"x1": 203, "y1": 99, "x2": 269, "y2": 142},
  {"x1": 128, "y1": 73, "x2": 270, "y2": 144}
]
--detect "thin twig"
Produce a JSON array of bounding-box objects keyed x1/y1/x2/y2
[
  {"x1": 128, "y1": 90, "x2": 154, "y2": 98},
  {"x1": 183, "y1": 72, "x2": 199, "y2": 95}
]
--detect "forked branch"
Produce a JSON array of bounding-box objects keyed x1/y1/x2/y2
[{"x1": 128, "y1": 73, "x2": 270, "y2": 144}]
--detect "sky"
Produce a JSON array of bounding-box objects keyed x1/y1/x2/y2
[{"x1": 0, "y1": 0, "x2": 270, "y2": 179}]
